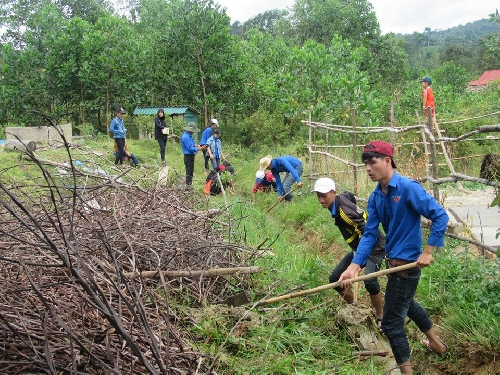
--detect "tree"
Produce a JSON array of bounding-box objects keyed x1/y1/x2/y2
[
  {"x1": 158, "y1": 0, "x2": 235, "y2": 125},
  {"x1": 288, "y1": 0, "x2": 380, "y2": 46},
  {"x1": 241, "y1": 9, "x2": 289, "y2": 37},
  {"x1": 279, "y1": 36, "x2": 376, "y2": 124},
  {"x1": 481, "y1": 8, "x2": 500, "y2": 70},
  {"x1": 433, "y1": 61, "x2": 468, "y2": 93},
  {"x1": 425, "y1": 26, "x2": 431, "y2": 47},
  {"x1": 79, "y1": 15, "x2": 145, "y2": 130},
  {"x1": 365, "y1": 33, "x2": 410, "y2": 88}
]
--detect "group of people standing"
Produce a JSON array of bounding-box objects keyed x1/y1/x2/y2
[{"x1": 180, "y1": 118, "x2": 224, "y2": 186}]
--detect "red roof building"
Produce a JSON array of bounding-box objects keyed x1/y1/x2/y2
[{"x1": 468, "y1": 70, "x2": 500, "y2": 87}]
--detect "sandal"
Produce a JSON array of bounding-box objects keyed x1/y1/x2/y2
[
  {"x1": 375, "y1": 317, "x2": 383, "y2": 333},
  {"x1": 423, "y1": 337, "x2": 448, "y2": 354}
]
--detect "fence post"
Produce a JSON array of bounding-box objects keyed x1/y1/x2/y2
[
  {"x1": 426, "y1": 108, "x2": 440, "y2": 201},
  {"x1": 390, "y1": 101, "x2": 395, "y2": 145},
  {"x1": 308, "y1": 109, "x2": 313, "y2": 189},
  {"x1": 351, "y1": 108, "x2": 358, "y2": 196}
]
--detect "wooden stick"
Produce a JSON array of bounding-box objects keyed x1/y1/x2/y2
[
  {"x1": 266, "y1": 186, "x2": 299, "y2": 213},
  {"x1": 353, "y1": 270, "x2": 359, "y2": 304},
  {"x1": 352, "y1": 350, "x2": 389, "y2": 357},
  {"x1": 123, "y1": 266, "x2": 261, "y2": 280},
  {"x1": 257, "y1": 262, "x2": 418, "y2": 305}
]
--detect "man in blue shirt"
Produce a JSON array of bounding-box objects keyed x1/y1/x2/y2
[
  {"x1": 200, "y1": 119, "x2": 218, "y2": 174},
  {"x1": 109, "y1": 107, "x2": 127, "y2": 166},
  {"x1": 259, "y1": 155, "x2": 303, "y2": 201},
  {"x1": 181, "y1": 122, "x2": 203, "y2": 185},
  {"x1": 338, "y1": 141, "x2": 449, "y2": 375}
]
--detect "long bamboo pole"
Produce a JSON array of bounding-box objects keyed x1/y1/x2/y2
[
  {"x1": 124, "y1": 266, "x2": 261, "y2": 280},
  {"x1": 257, "y1": 262, "x2": 418, "y2": 305}
]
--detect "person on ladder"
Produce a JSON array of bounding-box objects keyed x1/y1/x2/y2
[{"x1": 420, "y1": 76, "x2": 436, "y2": 122}]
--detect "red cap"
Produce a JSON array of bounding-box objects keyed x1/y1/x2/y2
[
  {"x1": 218, "y1": 165, "x2": 226, "y2": 171},
  {"x1": 363, "y1": 141, "x2": 397, "y2": 168}
]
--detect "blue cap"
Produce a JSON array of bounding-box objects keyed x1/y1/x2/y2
[{"x1": 419, "y1": 76, "x2": 432, "y2": 84}]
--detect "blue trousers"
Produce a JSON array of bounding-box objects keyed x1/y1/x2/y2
[{"x1": 282, "y1": 164, "x2": 303, "y2": 201}]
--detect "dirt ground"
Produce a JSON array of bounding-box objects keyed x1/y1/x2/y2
[{"x1": 441, "y1": 185, "x2": 496, "y2": 208}]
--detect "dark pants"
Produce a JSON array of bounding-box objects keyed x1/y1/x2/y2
[
  {"x1": 203, "y1": 151, "x2": 210, "y2": 170},
  {"x1": 114, "y1": 138, "x2": 125, "y2": 165},
  {"x1": 157, "y1": 138, "x2": 167, "y2": 162},
  {"x1": 329, "y1": 251, "x2": 382, "y2": 295},
  {"x1": 382, "y1": 268, "x2": 433, "y2": 364},
  {"x1": 184, "y1": 154, "x2": 195, "y2": 185}
]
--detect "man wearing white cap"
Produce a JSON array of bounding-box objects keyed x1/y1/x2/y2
[
  {"x1": 200, "y1": 119, "x2": 219, "y2": 174},
  {"x1": 313, "y1": 177, "x2": 386, "y2": 329},
  {"x1": 252, "y1": 170, "x2": 277, "y2": 204}
]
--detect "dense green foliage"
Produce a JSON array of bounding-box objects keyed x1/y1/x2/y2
[
  {"x1": 399, "y1": 19, "x2": 500, "y2": 74},
  {"x1": 1, "y1": 0, "x2": 499, "y2": 146}
]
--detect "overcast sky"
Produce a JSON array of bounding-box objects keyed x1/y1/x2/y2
[{"x1": 216, "y1": 0, "x2": 498, "y2": 34}]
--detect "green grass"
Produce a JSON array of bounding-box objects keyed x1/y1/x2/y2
[{"x1": 1, "y1": 136, "x2": 499, "y2": 374}]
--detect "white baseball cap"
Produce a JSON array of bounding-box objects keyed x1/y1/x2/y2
[
  {"x1": 255, "y1": 170, "x2": 265, "y2": 179},
  {"x1": 313, "y1": 178, "x2": 336, "y2": 193},
  {"x1": 210, "y1": 118, "x2": 219, "y2": 125}
]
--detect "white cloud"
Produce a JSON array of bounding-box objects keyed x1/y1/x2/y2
[
  {"x1": 216, "y1": 0, "x2": 498, "y2": 34},
  {"x1": 371, "y1": 0, "x2": 497, "y2": 34}
]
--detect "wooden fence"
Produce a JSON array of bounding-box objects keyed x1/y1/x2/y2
[
  {"x1": 305, "y1": 108, "x2": 500, "y2": 200},
  {"x1": 305, "y1": 108, "x2": 500, "y2": 255}
]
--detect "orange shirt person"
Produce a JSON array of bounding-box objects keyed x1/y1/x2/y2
[{"x1": 419, "y1": 76, "x2": 435, "y2": 118}]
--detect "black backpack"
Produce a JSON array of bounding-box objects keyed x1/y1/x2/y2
[{"x1": 340, "y1": 191, "x2": 357, "y2": 205}]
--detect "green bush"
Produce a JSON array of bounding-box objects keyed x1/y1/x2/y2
[{"x1": 224, "y1": 108, "x2": 295, "y2": 149}]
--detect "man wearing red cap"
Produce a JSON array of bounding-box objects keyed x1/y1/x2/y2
[{"x1": 338, "y1": 140, "x2": 449, "y2": 375}]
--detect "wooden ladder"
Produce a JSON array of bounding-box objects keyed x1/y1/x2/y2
[{"x1": 419, "y1": 111, "x2": 464, "y2": 193}]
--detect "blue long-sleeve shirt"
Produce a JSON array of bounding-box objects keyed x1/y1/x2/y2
[
  {"x1": 352, "y1": 172, "x2": 448, "y2": 265},
  {"x1": 181, "y1": 131, "x2": 199, "y2": 155},
  {"x1": 109, "y1": 117, "x2": 126, "y2": 139},
  {"x1": 200, "y1": 127, "x2": 212, "y2": 145},
  {"x1": 270, "y1": 156, "x2": 302, "y2": 196}
]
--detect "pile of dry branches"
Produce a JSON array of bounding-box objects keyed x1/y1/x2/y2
[{"x1": 0, "y1": 147, "x2": 260, "y2": 374}]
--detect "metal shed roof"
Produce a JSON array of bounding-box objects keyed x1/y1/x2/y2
[{"x1": 133, "y1": 106, "x2": 200, "y2": 115}]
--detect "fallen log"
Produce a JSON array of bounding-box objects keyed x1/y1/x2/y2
[{"x1": 123, "y1": 266, "x2": 261, "y2": 280}]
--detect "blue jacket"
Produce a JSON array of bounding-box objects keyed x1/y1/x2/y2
[
  {"x1": 270, "y1": 156, "x2": 302, "y2": 196},
  {"x1": 181, "y1": 131, "x2": 199, "y2": 155},
  {"x1": 352, "y1": 172, "x2": 448, "y2": 265},
  {"x1": 206, "y1": 136, "x2": 222, "y2": 159},
  {"x1": 109, "y1": 117, "x2": 126, "y2": 139}
]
